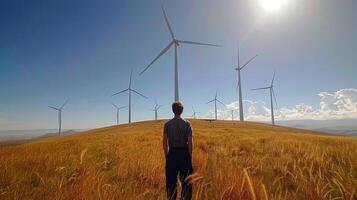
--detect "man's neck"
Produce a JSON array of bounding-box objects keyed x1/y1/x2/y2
[{"x1": 174, "y1": 115, "x2": 181, "y2": 119}]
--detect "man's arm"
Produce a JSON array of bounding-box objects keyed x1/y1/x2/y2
[
  {"x1": 187, "y1": 121, "x2": 193, "y2": 159},
  {"x1": 188, "y1": 136, "x2": 193, "y2": 159},
  {"x1": 163, "y1": 128, "x2": 168, "y2": 157}
]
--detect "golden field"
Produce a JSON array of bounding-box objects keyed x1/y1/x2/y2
[{"x1": 0, "y1": 119, "x2": 356, "y2": 200}]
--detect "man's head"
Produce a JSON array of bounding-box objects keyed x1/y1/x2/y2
[{"x1": 172, "y1": 101, "x2": 184, "y2": 116}]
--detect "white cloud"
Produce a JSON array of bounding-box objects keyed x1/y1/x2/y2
[{"x1": 206, "y1": 88, "x2": 357, "y2": 121}]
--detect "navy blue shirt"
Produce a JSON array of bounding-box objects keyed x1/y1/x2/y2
[{"x1": 164, "y1": 117, "x2": 192, "y2": 148}]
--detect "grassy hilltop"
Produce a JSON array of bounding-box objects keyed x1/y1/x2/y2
[{"x1": 0, "y1": 120, "x2": 356, "y2": 200}]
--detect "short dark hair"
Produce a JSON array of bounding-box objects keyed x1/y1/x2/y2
[{"x1": 172, "y1": 101, "x2": 184, "y2": 115}]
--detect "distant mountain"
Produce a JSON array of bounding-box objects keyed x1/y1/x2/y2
[
  {"x1": 39, "y1": 130, "x2": 78, "y2": 138},
  {"x1": 277, "y1": 119, "x2": 357, "y2": 136},
  {"x1": 0, "y1": 129, "x2": 84, "y2": 141},
  {"x1": 313, "y1": 127, "x2": 357, "y2": 136}
]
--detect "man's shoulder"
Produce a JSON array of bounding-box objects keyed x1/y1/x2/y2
[
  {"x1": 164, "y1": 118, "x2": 175, "y2": 127},
  {"x1": 183, "y1": 118, "x2": 191, "y2": 125},
  {"x1": 164, "y1": 118, "x2": 191, "y2": 126}
]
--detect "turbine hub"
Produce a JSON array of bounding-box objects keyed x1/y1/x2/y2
[{"x1": 174, "y1": 39, "x2": 180, "y2": 46}]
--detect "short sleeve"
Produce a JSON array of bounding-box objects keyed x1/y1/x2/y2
[{"x1": 187, "y1": 121, "x2": 192, "y2": 137}]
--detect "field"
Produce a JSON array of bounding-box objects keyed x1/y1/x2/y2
[{"x1": 0, "y1": 119, "x2": 356, "y2": 200}]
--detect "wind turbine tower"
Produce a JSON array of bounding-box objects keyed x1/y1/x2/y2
[
  {"x1": 235, "y1": 47, "x2": 258, "y2": 122},
  {"x1": 140, "y1": 5, "x2": 221, "y2": 101},
  {"x1": 48, "y1": 100, "x2": 68, "y2": 136}
]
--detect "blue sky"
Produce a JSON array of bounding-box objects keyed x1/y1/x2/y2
[{"x1": 0, "y1": 0, "x2": 356, "y2": 130}]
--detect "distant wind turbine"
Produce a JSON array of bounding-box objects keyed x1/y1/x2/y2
[
  {"x1": 234, "y1": 46, "x2": 258, "y2": 122},
  {"x1": 48, "y1": 99, "x2": 68, "y2": 136},
  {"x1": 206, "y1": 91, "x2": 225, "y2": 120},
  {"x1": 140, "y1": 5, "x2": 221, "y2": 101},
  {"x1": 191, "y1": 106, "x2": 200, "y2": 119},
  {"x1": 230, "y1": 109, "x2": 235, "y2": 121},
  {"x1": 252, "y1": 72, "x2": 278, "y2": 125},
  {"x1": 112, "y1": 103, "x2": 126, "y2": 125},
  {"x1": 112, "y1": 70, "x2": 147, "y2": 123},
  {"x1": 152, "y1": 102, "x2": 162, "y2": 120}
]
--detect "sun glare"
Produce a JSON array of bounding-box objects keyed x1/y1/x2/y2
[{"x1": 258, "y1": 0, "x2": 288, "y2": 12}]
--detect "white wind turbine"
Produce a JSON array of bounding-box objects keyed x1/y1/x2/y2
[
  {"x1": 252, "y1": 72, "x2": 278, "y2": 125},
  {"x1": 230, "y1": 109, "x2": 235, "y2": 121},
  {"x1": 234, "y1": 47, "x2": 258, "y2": 122},
  {"x1": 140, "y1": 5, "x2": 221, "y2": 101},
  {"x1": 206, "y1": 91, "x2": 225, "y2": 120},
  {"x1": 112, "y1": 70, "x2": 147, "y2": 124},
  {"x1": 112, "y1": 103, "x2": 126, "y2": 125},
  {"x1": 191, "y1": 106, "x2": 200, "y2": 119},
  {"x1": 152, "y1": 102, "x2": 162, "y2": 121},
  {"x1": 48, "y1": 99, "x2": 68, "y2": 136}
]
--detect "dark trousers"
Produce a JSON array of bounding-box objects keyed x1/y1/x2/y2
[{"x1": 166, "y1": 148, "x2": 193, "y2": 200}]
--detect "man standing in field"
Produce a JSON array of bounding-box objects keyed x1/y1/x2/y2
[{"x1": 163, "y1": 101, "x2": 193, "y2": 200}]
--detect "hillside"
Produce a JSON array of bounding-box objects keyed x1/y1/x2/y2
[{"x1": 0, "y1": 120, "x2": 356, "y2": 200}]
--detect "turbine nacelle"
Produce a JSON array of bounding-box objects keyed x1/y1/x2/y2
[{"x1": 174, "y1": 39, "x2": 180, "y2": 46}]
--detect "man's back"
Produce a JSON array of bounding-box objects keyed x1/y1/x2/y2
[{"x1": 164, "y1": 118, "x2": 192, "y2": 149}]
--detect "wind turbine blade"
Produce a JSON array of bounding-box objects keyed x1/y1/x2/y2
[
  {"x1": 215, "y1": 90, "x2": 218, "y2": 99},
  {"x1": 129, "y1": 69, "x2": 133, "y2": 88},
  {"x1": 112, "y1": 103, "x2": 119, "y2": 109},
  {"x1": 272, "y1": 88, "x2": 278, "y2": 108},
  {"x1": 271, "y1": 71, "x2": 276, "y2": 86},
  {"x1": 216, "y1": 99, "x2": 225, "y2": 106},
  {"x1": 206, "y1": 99, "x2": 215, "y2": 104},
  {"x1": 178, "y1": 40, "x2": 222, "y2": 47},
  {"x1": 60, "y1": 99, "x2": 69, "y2": 109},
  {"x1": 48, "y1": 106, "x2": 59, "y2": 111},
  {"x1": 161, "y1": 5, "x2": 175, "y2": 39},
  {"x1": 251, "y1": 86, "x2": 271, "y2": 91},
  {"x1": 192, "y1": 106, "x2": 195, "y2": 113},
  {"x1": 157, "y1": 105, "x2": 163, "y2": 110},
  {"x1": 131, "y1": 89, "x2": 148, "y2": 99},
  {"x1": 240, "y1": 55, "x2": 258, "y2": 70},
  {"x1": 140, "y1": 41, "x2": 174, "y2": 75},
  {"x1": 112, "y1": 88, "x2": 129, "y2": 96},
  {"x1": 237, "y1": 47, "x2": 240, "y2": 68},
  {"x1": 119, "y1": 106, "x2": 127, "y2": 110},
  {"x1": 236, "y1": 79, "x2": 240, "y2": 91}
]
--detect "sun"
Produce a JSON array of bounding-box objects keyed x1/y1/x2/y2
[{"x1": 258, "y1": 0, "x2": 288, "y2": 12}]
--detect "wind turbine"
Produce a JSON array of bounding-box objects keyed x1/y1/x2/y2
[
  {"x1": 48, "y1": 100, "x2": 68, "y2": 136},
  {"x1": 252, "y1": 72, "x2": 278, "y2": 125},
  {"x1": 112, "y1": 103, "x2": 126, "y2": 125},
  {"x1": 191, "y1": 106, "x2": 200, "y2": 119},
  {"x1": 152, "y1": 102, "x2": 162, "y2": 120},
  {"x1": 206, "y1": 91, "x2": 225, "y2": 120},
  {"x1": 140, "y1": 5, "x2": 221, "y2": 101},
  {"x1": 112, "y1": 70, "x2": 147, "y2": 124},
  {"x1": 234, "y1": 46, "x2": 258, "y2": 122},
  {"x1": 230, "y1": 109, "x2": 235, "y2": 121}
]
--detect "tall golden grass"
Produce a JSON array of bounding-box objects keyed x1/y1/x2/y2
[{"x1": 0, "y1": 120, "x2": 356, "y2": 200}]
